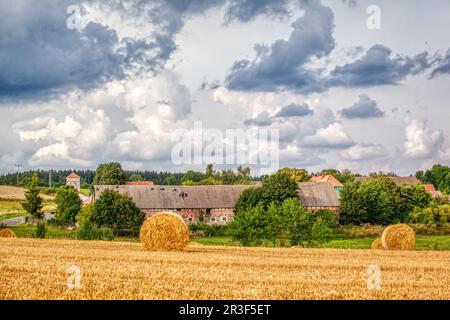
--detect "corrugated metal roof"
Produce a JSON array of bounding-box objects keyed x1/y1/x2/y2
[
  {"x1": 93, "y1": 185, "x2": 254, "y2": 209},
  {"x1": 67, "y1": 172, "x2": 80, "y2": 179},
  {"x1": 297, "y1": 182, "x2": 340, "y2": 207}
]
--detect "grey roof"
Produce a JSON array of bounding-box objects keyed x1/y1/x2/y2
[
  {"x1": 93, "y1": 185, "x2": 254, "y2": 209},
  {"x1": 297, "y1": 182, "x2": 340, "y2": 207}
]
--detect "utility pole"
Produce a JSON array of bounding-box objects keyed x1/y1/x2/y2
[
  {"x1": 49, "y1": 170, "x2": 52, "y2": 189},
  {"x1": 14, "y1": 164, "x2": 23, "y2": 186}
]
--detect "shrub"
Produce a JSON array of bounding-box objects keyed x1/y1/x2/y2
[
  {"x1": 230, "y1": 198, "x2": 331, "y2": 247},
  {"x1": 33, "y1": 221, "x2": 47, "y2": 239},
  {"x1": 315, "y1": 209, "x2": 339, "y2": 228},
  {"x1": 408, "y1": 207, "x2": 434, "y2": 224},
  {"x1": 78, "y1": 220, "x2": 114, "y2": 241},
  {"x1": 189, "y1": 224, "x2": 230, "y2": 237}
]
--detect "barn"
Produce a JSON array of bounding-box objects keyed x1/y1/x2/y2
[
  {"x1": 92, "y1": 185, "x2": 253, "y2": 225},
  {"x1": 297, "y1": 182, "x2": 340, "y2": 213}
]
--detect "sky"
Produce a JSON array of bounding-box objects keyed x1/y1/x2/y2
[{"x1": 0, "y1": 0, "x2": 449, "y2": 176}]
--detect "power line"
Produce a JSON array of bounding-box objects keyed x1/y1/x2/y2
[{"x1": 14, "y1": 164, "x2": 23, "y2": 186}]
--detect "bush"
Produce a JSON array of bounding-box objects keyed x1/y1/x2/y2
[
  {"x1": 76, "y1": 203, "x2": 95, "y2": 228},
  {"x1": 230, "y1": 199, "x2": 331, "y2": 247},
  {"x1": 39, "y1": 187, "x2": 59, "y2": 195},
  {"x1": 408, "y1": 207, "x2": 434, "y2": 224},
  {"x1": 189, "y1": 224, "x2": 230, "y2": 237},
  {"x1": 33, "y1": 221, "x2": 47, "y2": 239},
  {"x1": 315, "y1": 209, "x2": 339, "y2": 228},
  {"x1": 78, "y1": 220, "x2": 114, "y2": 241}
]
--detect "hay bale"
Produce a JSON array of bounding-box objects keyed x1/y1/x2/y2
[
  {"x1": 371, "y1": 238, "x2": 383, "y2": 250},
  {"x1": 381, "y1": 224, "x2": 415, "y2": 250},
  {"x1": 140, "y1": 212, "x2": 190, "y2": 251},
  {"x1": 0, "y1": 228, "x2": 16, "y2": 238}
]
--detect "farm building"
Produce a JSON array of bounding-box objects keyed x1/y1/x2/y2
[
  {"x1": 297, "y1": 182, "x2": 340, "y2": 212},
  {"x1": 66, "y1": 172, "x2": 81, "y2": 192},
  {"x1": 309, "y1": 175, "x2": 344, "y2": 197},
  {"x1": 92, "y1": 185, "x2": 254, "y2": 225},
  {"x1": 92, "y1": 182, "x2": 341, "y2": 224}
]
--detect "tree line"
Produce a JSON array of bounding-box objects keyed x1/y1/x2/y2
[{"x1": 2, "y1": 164, "x2": 450, "y2": 192}]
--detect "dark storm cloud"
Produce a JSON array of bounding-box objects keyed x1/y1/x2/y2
[
  {"x1": 225, "y1": 0, "x2": 290, "y2": 23},
  {"x1": 0, "y1": 0, "x2": 295, "y2": 100},
  {"x1": 274, "y1": 103, "x2": 313, "y2": 118},
  {"x1": 225, "y1": 0, "x2": 334, "y2": 93},
  {"x1": 430, "y1": 49, "x2": 450, "y2": 78},
  {"x1": 326, "y1": 45, "x2": 432, "y2": 88},
  {"x1": 340, "y1": 94, "x2": 384, "y2": 119},
  {"x1": 0, "y1": 0, "x2": 126, "y2": 99}
]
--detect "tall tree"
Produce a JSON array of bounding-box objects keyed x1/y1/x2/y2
[
  {"x1": 93, "y1": 162, "x2": 127, "y2": 185},
  {"x1": 91, "y1": 189, "x2": 144, "y2": 234},
  {"x1": 21, "y1": 174, "x2": 44, "y2": 219},
  {"x1": 55, "y1": 186, "x2": 82, "y2": 225},
  {"x1": 278, "y1": 168, "x2": 310, "y2": 183}
]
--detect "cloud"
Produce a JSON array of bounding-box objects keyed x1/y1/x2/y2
[
  {"x1": 340, "y1": 94, "x2": 384, "y2": 119},
  {"x1": 302, "y1": 123, "x2": 353, "y2": 149},
  {"x1": 243, "y1": 111, "x2": 273, "y2": 126},
  {"x1": 404, "y1": 119, "x2": 443, "y2": 159},
  {"x1": 274, "y1": 103, "x2": 313, "y2": 118},
  {"x1": 431, "y1": 49, "x2": 450, "y2": 78},
  {"x1": 326, "y1": 45, "x2": 432, "y2": 88},
  {"x1": 225, "y1": 0, "x2": 335, "y2": 93},
  {"x1": 0, "y1": 0, "x2": 126, "y2": 99},
  {"x1": 341, "y1": 143, "x2": 384, "y2": 161},
  {"x1": 10, "y1": 69, "x2": 192, "y2": 167},
  {"x1": 225, "y1": 0, "x2": 290, "y2": 23}
]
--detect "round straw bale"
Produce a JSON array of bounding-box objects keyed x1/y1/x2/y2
[
  {"x1": 140, "y1": 212, "x2": 189, "y2": 251},
  {"x1": 381, "y1": 224, "x2": 415, "y2": 250},
  {"x1": 371, "y1": 238, "x2": 383, "y2": 250},
  {"x1": 0, "y1": 228, "x2": 16, "y2": 238}
]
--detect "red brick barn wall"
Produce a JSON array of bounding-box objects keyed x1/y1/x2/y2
[{"x1": 142, "y1": 208, "x2": 236, "y2": 225}]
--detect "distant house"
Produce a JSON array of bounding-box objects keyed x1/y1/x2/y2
[
  {"x1": 355, "y1": 176, "x2": 422, "y2": 187},
  {"x1": 92, "y1": 185, "x2": 253, "y2": 225},
  {"x1": 125, "y1": 181, "x2": 154, "y2": 186},
  {"x1": 309, "y1": 175, "x2": 344, "y2": 197},
  {"x1": 66, "y1": 173, "x2": 81, "y2": 192},
  {"x1": 423, "y1": 184, "x2": 437, "y2": 193},
  {"x1": 297, "y1": 182, "x2": 340, "y2": 213}
]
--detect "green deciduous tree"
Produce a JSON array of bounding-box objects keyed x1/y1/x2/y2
[
  {"x1": 277, "y1": 168, "x2": 310, "y2": 183},
  {"x1": 93, "y1": 162, "x2": 127, "y2": 185},
  {"x1": 55, "y1": 186, "x2": 82, "y2": 225},
  {"x1": 21, "y1": 174, "x2": 44, "y2": 219},
  {"x1": 129, "y1": 174, "x2": 143, "y2": 182},
  {"x1": 340, "y1": 177, "x2": 411, "y2": 225},
  {"x1": 231, "y1": 198, "x2": 332, "y2": 247},
  {"x1": 91, "y1": 189, "x2": 144, "y2": 234},
  {"x1": 260, "y1": 171, "x2": 299, "y2": 207}
]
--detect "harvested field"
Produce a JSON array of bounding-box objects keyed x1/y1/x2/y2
[
  {"x1": 1, "y1": 238, "x2": 450, "y2": 300},
  {"x1": 0, "y1": 186, "x2": 54, "y2": 201}
]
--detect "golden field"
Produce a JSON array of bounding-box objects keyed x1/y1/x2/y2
[{"x1": 1, "y1": 238, "x2": 450, "y2": 300}]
